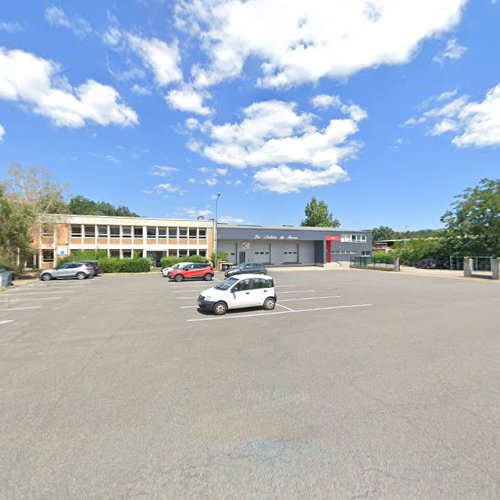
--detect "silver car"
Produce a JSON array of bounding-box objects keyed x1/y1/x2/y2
[{"x1": 40, "y1": 262, "x2": 94, "y2": 281}]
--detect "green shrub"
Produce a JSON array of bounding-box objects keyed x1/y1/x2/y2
[
  {"x1": 59, "y1": 249, "x2": 108, "y2": 264},
  {"x1": 159, "y1": 254, "x2": 208, "y2": 268},
  {"x1": 372, "y1": 252, "x2": 395, "y2": 264},
  {"x1": 97, "y1": 258, "x2": 121, "y2": 273},
  {"x1": 96, "y1": 257, "x2": 151, "y2": 273},
  {"x1": 209, "y1": 251, "x2": 229, "y2": 266}
]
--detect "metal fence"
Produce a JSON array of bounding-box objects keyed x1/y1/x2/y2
[{"x1": 449, "y1": 256, "x2": 493, "y2": 271}]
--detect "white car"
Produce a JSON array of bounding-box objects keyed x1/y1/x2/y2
[
  {"x1": 197, "y1": 274, "x2": 276, "y2": 315},
  {"x1": 162, "y1": 262, "x2": 192, "y2": 277}
]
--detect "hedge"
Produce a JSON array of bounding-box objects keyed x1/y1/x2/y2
[
  {"x1": 372, "y1": 252, "x2": 395, "y2": 264},
  {"x1": 160, "y1": 254, "x2": 208, "y2": 268},
  {"x1": 98, "y1": 257, "x2": 151, "y2": 273}
]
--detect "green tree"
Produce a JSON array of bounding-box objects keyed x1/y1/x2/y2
[
  {"x1": 68, "y1": 195, "x2": 139, "y2": 217},
  {"x1": 0, "y1": 185, "x2": 34, "y2": 269},
  {"x1": 372, "y1": 226, "x2": 395, "y2": 241},
  {"x1": 441, "y1": 178, "x2": 500, "y2": 257},
  {"x1": 301, "y1": 197, "x2": 340, "y2": 227}
]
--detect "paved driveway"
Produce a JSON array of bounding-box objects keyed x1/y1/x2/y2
[{"x1": 1, "y1": 270, "x2": 499, "y2": 498}]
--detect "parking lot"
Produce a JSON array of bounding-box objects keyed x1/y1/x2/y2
[{"x1": 1, "y1": 269, "x2": 499, "y2": 498}]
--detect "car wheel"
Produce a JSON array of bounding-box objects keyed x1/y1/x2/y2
[
  {"x1": 174, "y1": 274, "x2": 184, "y2": 282},
  {"x1": 204, "y1": 273, "x2": 213, "y2": 281},
  {"x1": 76, "y1": 272, "x2": 86, "y2": 280},
  {"x1": 213, "y1": 301, "x2": 228, "y2": 315},
  {"x1": 263, "y1": 297, "x2": 276, "y2": 310},
  {"x1": 41, "y1": 273, "x2": 52, "y2": 281}
]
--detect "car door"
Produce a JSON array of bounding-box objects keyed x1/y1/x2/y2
[
  {"x1": 183, "y1": 264, "x2": 197, "y2": 279},
  {"x1": 248, "y1": 277, "x2": 272, "y2": 306},
  {"x1": 229, "y1": 278, "x2": 254, "y2": 308},
  {"x1": 53, "y1": 263, "x2": 70, "y2": 278},
  {"x1": 191, "y1": 264, "x2": 205, "y2": 278}
]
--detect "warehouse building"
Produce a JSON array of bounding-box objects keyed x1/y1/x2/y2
[{"x1": 217, "y1": 225, "x2": 372, "y2": 266}]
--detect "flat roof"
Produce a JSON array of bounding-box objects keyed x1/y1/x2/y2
[{"x1": 219, "y1": 224, "x2": 371, "y2": 233}]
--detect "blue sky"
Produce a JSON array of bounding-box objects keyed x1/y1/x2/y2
[{"x1": 0, "y1": 0, "x2": 498, "y2": 230}]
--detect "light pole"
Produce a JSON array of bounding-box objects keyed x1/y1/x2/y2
[{"x1": 214, "y1": 192, "x2": 222, "y2": 271}]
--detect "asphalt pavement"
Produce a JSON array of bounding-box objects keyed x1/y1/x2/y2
[{"x1": 1, "y1": 269, "x2": 499, "y2": 498}]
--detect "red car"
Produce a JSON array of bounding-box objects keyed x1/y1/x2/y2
[{"x1": 167, "y1": 263, "x2": 214, "y2": 282}]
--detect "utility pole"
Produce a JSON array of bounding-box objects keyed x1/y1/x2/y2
[{"x1": 214, "y1": 192, "x2": 222, "y2": 271}]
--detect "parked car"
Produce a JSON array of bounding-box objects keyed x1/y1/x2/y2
[
  {"x1": 225, "y1": 262, "x2": 267, "y2": 277},
  {"x1": 162, "y1": 262, "x2": 193, "y2": 277},
  {"x1": 81, "y1": 260, "x2": 102, "y2": 276},
  {"x1": 198, "y1": 274, "x2": 276, "y2": 315},
  {"x1": 167, "y1": 263, "x2": 214, "y2": 282},
  {"x1": 39, "y1": 262, "x2": 94, "y2": 281}
]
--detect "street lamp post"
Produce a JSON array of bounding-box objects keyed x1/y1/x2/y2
[{"x1": 214, "y1": 192, "x2": 222, "y2": 271}]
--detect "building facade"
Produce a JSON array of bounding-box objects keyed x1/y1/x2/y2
[
  {"x1": 217, "y1": 225, "x2": 372, "y2": 266},
  {"x1": 35, "y1": 214, "x2": 214, "y2": 269},
  {"x1": 33, "y1": 215, "x2": 371, "y2": 269}
]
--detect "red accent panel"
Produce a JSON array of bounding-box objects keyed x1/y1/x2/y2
[{"x1": 326, "y1": 235, "x2": 340, "y2": 241}]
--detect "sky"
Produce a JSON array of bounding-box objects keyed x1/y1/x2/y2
[{"x1": 0, "y1": 0, "x2": 499, "y2": 230}]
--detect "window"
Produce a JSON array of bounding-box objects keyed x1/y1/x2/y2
[
  {"x1": 84, "y1": 225, "x2": 95, "y2": 238},
  {"x1": 252, "y1": 278, "x2": 273, "y2": 289},
  {"x1": 179, "y1": 249, "x2": 187, "y2": 257},
  {"x1": 179, "y1": 228, "x2": 187, "y2": 239},
  {"x1": 362, "y1": 251, "x2": 371, "y2": 256},
  {"x1": 42, "y1": 250, "x2": 54, "y2": 262},
  {"x1": 189, "y1": 228, "x2": 197, "y2": 238},
  {"x1": 168, "y1": 228, "x2": 177, "y2": 238},
  {"x1": 199, "y1": 250, "x2": 207, "y2": 257},
  {"x1": 122, "y1": 250, "x2": 132, "y2": 258},
  {"x1": 71, "y1": 225, "x2": 82, "y2": 237},
  {"x1": 134, "y1": 227, "x2": 143, "y2": 238},
  {"x1": 199, "y1": 228, "x2": 207, "y2": 239},
  {"x1": 234, "y1": 279, "x2": 251, "y2": 291},
  {"x1": 110, "y1": 250, "x2": 120, "y2": 257},
  {"x1": 98, "y1": 226, "x2": 108, "y2": 237},
  {"x1": 147, "y1": 227, "x2": 156, "y2": 239},
  {"x1": 110, "y1": 226, "x2": 120, "y2": 238},
  {"x1": 189, "y1": 249, "x2": 197, "y2": 256},
  {"x1": 158, "y1": 228, "x2": 167, "y2": 239},
  {"x1": 122, "y1": 226, "x2": 131, "y2": 237}
]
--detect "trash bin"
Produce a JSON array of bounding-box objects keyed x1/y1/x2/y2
[
  {"x1": 220, "y1": 262, "x2": 234, "y2": 272},
  {"x1": 0, "y1": 270, "x2": 13, "y2": 288}
]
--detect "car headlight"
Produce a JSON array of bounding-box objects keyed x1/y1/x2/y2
[{"x1": 203, "y1": 296, "x2": 213, "y2": 301}]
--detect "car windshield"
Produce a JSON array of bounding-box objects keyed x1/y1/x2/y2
[{"x1": 216, "y1": 277, "x2": 238, "y2": 290}]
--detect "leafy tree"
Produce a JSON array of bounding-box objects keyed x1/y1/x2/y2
[
  {"x1": 392, "y1": 229, "x2": 445, "y2": 239},
  {"x1": 301, "y1": 197, "x2": 340, "y2": 227},
  {"x1": 0, "y1": 185, "x2": 34, "y2": 269},
  {"x1": 394, "y1": 238, "x2": 451, "y2": 265},
  {"x1": 372, "y1": 226, "x2": 395, "y2": 241},
  {"x1": 441, "y1": 178, "x2": 500, "y2": 257},
  {"x1": 68, "y1": 195, "x2": 139, "y2": 217}
]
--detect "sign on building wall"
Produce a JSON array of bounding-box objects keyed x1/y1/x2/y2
[{"x1": 242, "y1": 242, "x2": 250, "y2": 249}]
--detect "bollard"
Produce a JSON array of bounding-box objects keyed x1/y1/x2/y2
[
  {"x1": 393, "y1": 257, "x2": 400, "y2": 272},
  {"x1": 463, "y1": 257, "x2": 473, "y2": 278},
  {"x1": 492, "y1": 257, "x2": 500, "y2": 280}
]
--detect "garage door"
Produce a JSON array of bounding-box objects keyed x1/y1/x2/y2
[
  {"x1": 275, "y1": 243, "x2": 298, "y2": 264},
  {"x1": 249, "y1": 243, "x2": 271, "y2": 264}
]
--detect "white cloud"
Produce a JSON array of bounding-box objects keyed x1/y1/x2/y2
[
  {"x1": 127, "y1": 34, "x2": 182, "y2": 86},
  {"x1": 180, "y1": 207, "x2": 213, "y2": 218},
  {"x1": 176, "y1": 0, "x2": 467, "y2": 88},
  {"x1": 151, "y1": 165, "x2": 178, "y2": 176},
  {"x1": 199, "y1": 167, "x2": 209, "y2": 173},
  {"x1": 216, "y1": 168, "x2": 228, "y2": 176},
  {"x1": 254, "y1": 164, "x2": 348, "y2": 193},
  {"x1": 106, "y1": 154, "x2": 121, "y2": 163},
  {"x1": 433, "y1": 38, "x2": 467, "y2": 65},
  {"x1": 0, "y1": 22, "x2": 24, "y2": 33},
  {"x1": 131, "y1": 84, "x2": 151, "y2": 95},
  {"x1": 0, "y1": 122, "x2": 5, "y2": 142},
  {"x1": 219, "y1": 215, "x2": 245, "y2": 224},
  {"x1": 155, "y1": 183, "x2": 183, "y2": 193},
  {"x1": 0, "y1": 47, "x2": 138, "y2": 128},
  {"x1": 44, "y1": 6, "x2": 91, "y2": 38},
  {"x1": 405, "y1": 84, "x2": 500, "y2": 148},
  {"x1": 188, "y1": 98, "x2": 362, "y2": 192},
  {"x1": 311, "y1": 94, "x2": 367, "y2": 121},
  {"x1": 166, "y1": 85, "x2": 212, "y2": 115}
]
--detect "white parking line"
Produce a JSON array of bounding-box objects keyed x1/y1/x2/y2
[
  {"x1": 276, "y1": 303, "x2": 295, "y2": 312},
  {"x1": 187, "y1": 303, "x2": 373, "y2": 322},
  {"x1": 280, "y1": 295, "x2": 340, "y2": 302},
  {"x1": 278, "y1": 289, "x2": 316, "y2": 294},
  {"x1": 171, "y1": 289, "x2": 207, "y2": 294},
  {"x1": 0, "y1": 320, "x2": 14, "y2": 325},
  {"x1": 0, "y1": 297, "x2": 62, "y2": 303},
  {"x1": 6, "y1": 291, "x2": 74, "y2": 296},
  {"x1": 176, "y1": 296, "x2": 200, "y2": 300},
  {"x1": 180, "y1": 305, "x2": 198, "y2": 309},
  {"x1": 0, "y1": 306, "x2": 42, "y2": 312}
]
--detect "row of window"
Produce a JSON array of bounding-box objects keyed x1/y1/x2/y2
[
  {"x1": 340, "y1": 234, "x2": 368, "y2": 243},
  {"x1": 70, "y1": 225, "x2": 207, "y2": 239},
  {"x1": 41, "y1": 248, "x2": 207, "y2": 262}
]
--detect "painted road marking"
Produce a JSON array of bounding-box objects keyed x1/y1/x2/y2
[
  {"x1": 278, "y1": 290, "x2": 316, "y2": 294},
  {"x1": 6, "y1": 291, "x2": 74, "y2": 296},
  {"x1": 187, "y1": 303, "x2": 373, "y2": 322},
  {"x1": 0, "y1": 320, "x2": 14, "y2": 325},
  {"x1": 180, "y1": 305, "x2": 198, "y2": 309},
  {"x1": 0, "y1": 297, "x2": 62, "y2": 303},
  {"x1": 0, "y1": 306, "x2": 42, "y2": 312},
  {"x1": 280, "y1": 295, "x2": 341, "y2": 302},
  {"x1": 276, "y1": 303, "x2": 295, "y2": 312}
]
